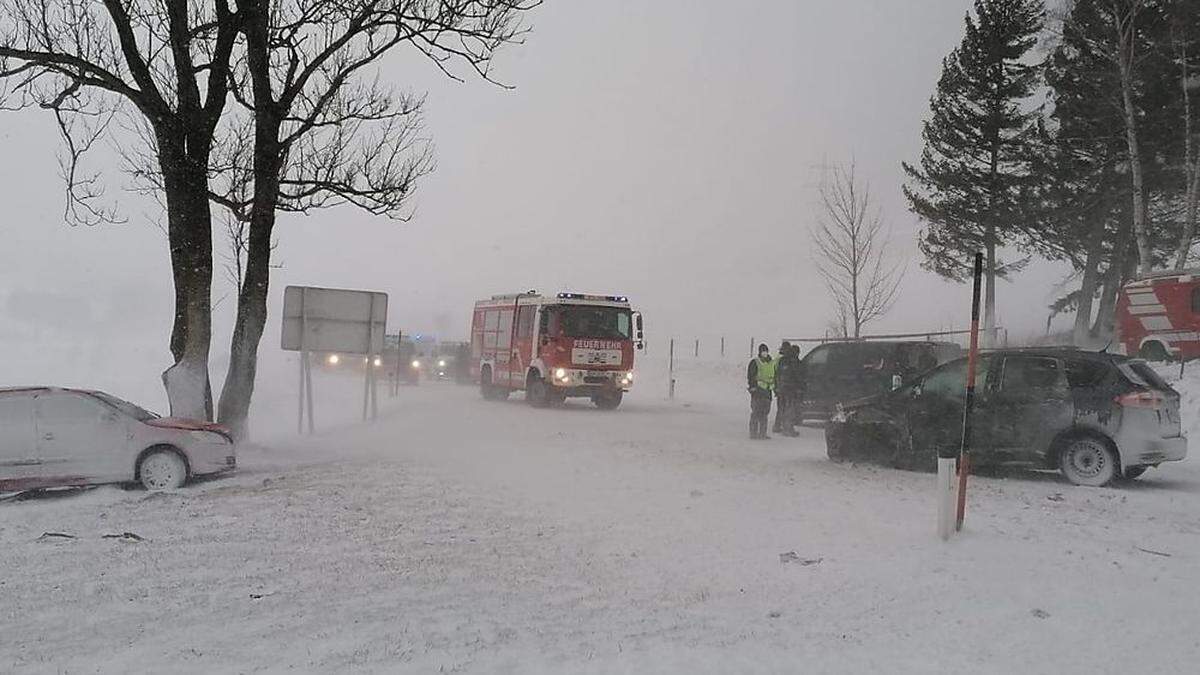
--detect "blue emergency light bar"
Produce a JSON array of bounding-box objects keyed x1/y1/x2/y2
[{"x1": 557, "y1": 292, "x2": 629, "y2": 303}]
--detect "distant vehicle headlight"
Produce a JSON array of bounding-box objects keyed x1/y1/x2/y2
[
  {"x1": 438, "y1": 359, "x2": 447, "y2": 368},
  {"x1": 327, "y1": 354, "x2": 340, "y2": 365},
  {"x1": 411, "y1": 360, "x2": 421, "y2": 369},
  {"x1": 373, "y1": 357, "x2": 382, "y2": 367},
  {"x1": 555, "y1": 368, "x2": 568, "y2": 380}
]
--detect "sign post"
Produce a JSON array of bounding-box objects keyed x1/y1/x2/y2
[
  {"x1": 955, "y1": 253, "x2": 984, "y2": 533},
  {"x1": 282, "y1": 285, "x2": 388, "y2": 434},
  {"x1": 669, "y1": 338, "x2": 676, "y2": 399}
]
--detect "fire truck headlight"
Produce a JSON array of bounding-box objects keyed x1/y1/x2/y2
[
  {"x1": 554, "y1": 368, "x2": 568, "y2": 381},
  {"x1": 327, "y1": 354, "x2": 340, "y2": 365},
  {"x1": 373, "y1": 357, "x2": 382, "y2": 367},
  {"x1": 438, "y1": 360, "x2": 446, "y2": 368},
  {"x1": 622, "y1": 371, "x2": 634, "y2": 384},
  {"x1": 411, "y1": 360, "x2": 421, "y2": 369}
]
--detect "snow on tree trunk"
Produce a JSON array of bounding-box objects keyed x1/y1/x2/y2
[
  {"x1": 160, "y1": 145, "x2": 215, "y2": 421},
  {"x1": 1074, "y1": 233, "x2": 1104, "y2": 345},
  {"x1": 162, "y1": 358, "x2": 210, "y2": 421}
]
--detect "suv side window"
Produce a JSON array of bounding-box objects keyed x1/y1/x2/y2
[
  {"x1": 919, "y1": 356, "x2": 991, "y2": 401},
  {"x1": 804, "y1": 345, "x2": 830, "y2": 365},
  {"x1": 1191, "y1": 286, "x2": 1200, "y2": 314},
  {"x1": 1000, "y1": 356, "x2": 1062, "y2": 391}
]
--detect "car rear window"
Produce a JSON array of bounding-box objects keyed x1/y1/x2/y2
[{"x1": 1064, "y1": 359, "x2": 1108, "y2": 389}]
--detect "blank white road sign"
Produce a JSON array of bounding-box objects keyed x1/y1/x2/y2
[{"x1": 281, "y1": 286, "x2": 388, "y2": 354}]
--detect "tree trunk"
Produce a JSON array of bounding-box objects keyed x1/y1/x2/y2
[
  {"x1": 1116, "y1": 8, "x2": 1152, "y2": 275},
  {"x1": 216, "y1": 147, "x2": 280, "y2": 438},
  {"x1": 1174, "y1": 121, "x2": 1199, "y2": 269},
  {"x1": 1178, "y1": 171, "x2": 1200, "y2": 270},
  {"x1": 1092, "y1": 217, "x2": 1134, "y2": 339},
  {"x1": 1172, "y1": 26, "x2": 1198, "y2": 270},
  {"x1": 216, "y1": 1, "x2": 280, "y2": 439},
  {"x1": 158, "y1": 136, "x2": 214, "y2": 421},
  {"x1": 1092, "y1": 267, "x2": 1120, "y2": 341},
  {"x1": 983, "y1": 225, "x2": 997, "y2": 348},
  {"x1": 1073, "y1": 229, "x2": 1104, "y2": 346},
  {"x1": 216, "y1": 195, "x2": 276, "y2": 438}
]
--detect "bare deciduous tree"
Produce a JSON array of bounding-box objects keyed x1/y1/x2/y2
[
  {"x1": 0, "y1": 0, "x2": 242, "y2": 420},
  {"x1": 812, "y1": 161, "x2": 904, "y2": 339},
  {"x1": 210, "y1": 0, "x2": 538, "y2": 438}
]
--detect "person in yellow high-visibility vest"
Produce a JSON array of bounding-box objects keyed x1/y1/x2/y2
[{"x1": 746, "y1": 343, "x2": 776, "y2": 439}]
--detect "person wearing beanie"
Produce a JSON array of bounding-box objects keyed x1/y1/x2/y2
[{"x1": 746, "y1": 343, "x2": 776, "y2": 439}]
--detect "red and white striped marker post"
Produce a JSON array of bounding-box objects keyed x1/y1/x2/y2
[{"x1": 940, "y1": 252, "x2": 984, "y2": 540}]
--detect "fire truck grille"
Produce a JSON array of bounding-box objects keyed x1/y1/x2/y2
[{"x1": 583, "y1": 376, "x2": 608, "y2": 384}]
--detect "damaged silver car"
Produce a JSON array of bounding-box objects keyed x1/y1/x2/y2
[
  {"x1": 825, "y1": 348, "x2": 1187, "y2": 486},
  {"x1": 0, "y1": 387, "x2": 235, "y2": 492}
]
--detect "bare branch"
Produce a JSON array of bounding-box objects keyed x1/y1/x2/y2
[{"x1": 811, "y1": 160, "x2": 906, "y2": 338}]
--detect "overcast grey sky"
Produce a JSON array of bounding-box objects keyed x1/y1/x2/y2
[{"x1": 0, "y1": 0, "x2": 1072, "y2": 402}]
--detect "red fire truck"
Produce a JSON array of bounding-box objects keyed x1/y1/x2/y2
[
  {"x1": 1116, "y1": 268, "x2": 1200, "y2": 361},
  {"x1": 471, "y1": 291, "x2": 643, "y2": 409}
]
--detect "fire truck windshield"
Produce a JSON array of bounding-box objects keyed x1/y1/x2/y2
[{"x1": 554, "y1": 306, "x2": 632, "y2": 340}]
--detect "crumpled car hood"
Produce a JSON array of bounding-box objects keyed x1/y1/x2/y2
[{"x1": 145, "y1": 418, "x2": 233, "y2": 441}]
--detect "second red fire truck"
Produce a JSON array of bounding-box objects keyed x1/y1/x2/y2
[
  {"x1": 471, "y1": 291, "x2": 643, "y2": 409},
  {"x1": 1115, "y1": 268, "x2": 1200, "y2": 361}
]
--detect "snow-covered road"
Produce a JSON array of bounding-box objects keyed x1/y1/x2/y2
[{"x1": 3, "y1": 359, "x2": 1200, "y2": 673}]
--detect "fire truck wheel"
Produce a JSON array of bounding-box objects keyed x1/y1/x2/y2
[
  {"x1": 1138, "y1": 341, "x2": 1170, "y2": 362},
  {"x1": 526, "y1": 376, "x2": 550, "y2": 408},
  {"x1": 480, "y1": 366, "x2": 508, "y2": 401},
  {"x1": 592, "y1": 391, "x2": 623, "y2": 410}
]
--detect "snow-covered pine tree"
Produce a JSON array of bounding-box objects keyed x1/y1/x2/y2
[{"x1": 903, "y1": 0, "x2": 1045, "y2": 344}]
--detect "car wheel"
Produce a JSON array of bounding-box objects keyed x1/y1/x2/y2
[
  {"x1": 825, "y1": 427, "x2": 849, "y2": 462},
  {"x1": 527, "y1": 376, "x2": 550, "y2": 407},
  {"x1": 592, "y1": 391, "x2": 623, "y2": 410},
  {"x1": 480, "y1": 366, "x2": 494, "y2": 399},
  {"x1": 892, "y1": 436, "x2": 937, "y2": 473},
  {"x1": 1059, "y1": 436, "x2": 1118, "y2": 487},
  {"x1": 480, "y1": 367, "x2": 507, "y2": 400},
  {"x1": 139, "y1": 449, "x2": 187, "y2": 491},
  {"x1": 1138, "y1": 341, "x2": 1170, "y2": 362},
  {"x1": 1123, "y1": 466, "x2": 1148, "y2": 480}
]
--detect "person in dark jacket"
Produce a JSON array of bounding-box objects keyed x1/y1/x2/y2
[
  {"x1": 775, "y1": 344, "x2": 803, "y2": 436},
  {"x1": 746, "y1": 343, "x2": 775, "y2": 439},
  {"x1": 773, "y1": 341, "x2": 793, "y2": 433}
]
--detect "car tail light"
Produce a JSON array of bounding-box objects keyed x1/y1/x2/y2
[{"x1": 1115, "y1": 390, "x2": 1165, "y2": 409}]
